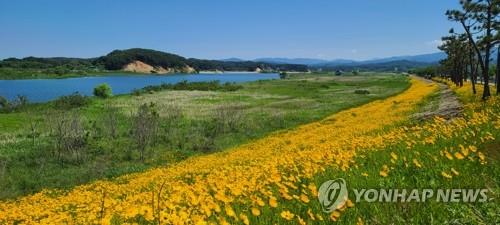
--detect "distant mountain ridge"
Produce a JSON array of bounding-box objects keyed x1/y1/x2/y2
[
  {"x1": 357, "y1": 52, "x2": 447, "y2": 64},
  {"x1": 319, "y1": 60, "x2": 436, "y2": 72},
  {"x1": 254, "y1": 58, "x2": 331, "y2": 65},
  {"x1": 254, "y1": 52, "x2": 447, "y2": 66},
  {"x1": 1, "y1": 50, "x2": 463, "y2": 79}
]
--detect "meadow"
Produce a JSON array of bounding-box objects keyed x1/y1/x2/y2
[
  {"x1": 0, "y1": 73, "x2": 497, "y2": 224},
  {"x1": 0, "y1": 73, "x2": 409, "y2": 200}
]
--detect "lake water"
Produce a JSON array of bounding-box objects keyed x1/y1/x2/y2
[{"x1": 0, "y1": 73, "x2": 279, "y2": 103}]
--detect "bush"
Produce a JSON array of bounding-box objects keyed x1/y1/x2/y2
[
  {"x1": 0, "y1": 95, "x2": 29, "y2": 113},
  {"x1": 131, "y1": 89, "x2": 142, "y2": 96},
  {"x1": 135, "y1": 80, "x2": 243, "y2": 94},
  {"x1": 279, "y1": 72, "x2": 289, "y2": 79},
  {"x1": 0, "y1": 96, "x2": 7, "y2": 109},
  {"x1": 13, "y1": 95, "x2": 28, "y2": 107},
  {"x1": 354, "y1": 89, "x2": 370, "y2": 94},
  {"x1": 49, "y1": 112, "x2": 88, "y2": 164},
  {"x1": 93, "y1": 83, "x2": 112, "y2": 98},
  {"x1": 130, "y1": 103, "x2": 159, "y2": 161},
  {"x1": 54, "y1": 92, "x2": 90, "y2": 109}
]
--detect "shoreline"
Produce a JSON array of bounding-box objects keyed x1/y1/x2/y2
[{"x1": 0, "y1": 70, "x2": 276, "y2": 80}]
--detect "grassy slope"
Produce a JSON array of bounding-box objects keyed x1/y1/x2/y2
[
  {"x1": 300, "y1": 81, "x2": 500, "y2": 224},
  {"x1": 0, "y1": 73, "x2": 410, "y2": 199}
]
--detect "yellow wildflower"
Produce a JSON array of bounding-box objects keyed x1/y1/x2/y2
[
  {"x1": 379, "y1": 165, "x2": 389, "y2": 177},
  {"x1": 441, "y1": 171, "x2": 452, "y2": 179},
  {"x1": 346, "y1": 199, "x2": 354, "y2": 208},
  {"x1": 269, "y1": 197, "x2": 278, "y2": 208},
  {"x1": 412, "y1": 158, "x2": 422, "y2": 168},
  {"x1": 255, "y1": 197, "x2": 265, "y2": 207},
  {"x1": 297, "y1": 216, "x2": 306, "y2": 225},
  {"x1": 280, "y1": 210, "x2": 294, "y2": 220},
  {"x1": 251, "y1": 207, "x2": 260, "y2": 216},
  {"x1": 444, "y1": 151, "x2": 454, "y2": 160},
  {"x1": 225, "y1": 205, "x2": 236, "y2": 218},
  {"x1": 330, "y1": 210, "x2": 341, "y2": 221},
  {"x1": 454, "y1": 152, "x2": 465, "y2": 160},
  {"x1": 307, "y1": 209, "x2": 316, "y2": 221},
  {"x1": 299, "y1": 194, "x2": 310, "y2": 203},
  {"x1": 390, "y1": 152, "x2": 398, "y2": 160},
  {"x1": 239, "y1": 213, "x2": 250, "y2": 225}
]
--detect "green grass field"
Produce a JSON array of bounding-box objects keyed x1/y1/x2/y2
[{"x1": 0, "y1": 73, "x2": 410, "y2": 199}]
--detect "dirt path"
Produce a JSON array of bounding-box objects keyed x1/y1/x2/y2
[{"x1": 412, "y1": 77, "x2": 462, "y2": 120}]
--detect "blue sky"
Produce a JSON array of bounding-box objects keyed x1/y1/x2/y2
[{"x1": 0, "y1": 0, "x2": 460, "y2": 60}]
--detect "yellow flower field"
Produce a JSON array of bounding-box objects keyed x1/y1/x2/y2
[{"x1": 0, "y1": 78, "x2": 438, "y2": 224}]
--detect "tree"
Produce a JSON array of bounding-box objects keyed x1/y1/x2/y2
[
  {"x1": 467, "y1": 40, "x2": 480, "y2": 94},
  {"x1": 103, "y1": 105, "x2": 119, "y2": 139},
  {"x1": 439, "y1": 34, "x2": 469, "y2": 87},
  {"x1": 50, "y1": 112, "x2": 87, "y2": 164},
  {"x1": 446, "y1": 0, "x2": 499, "y2": 99},
  {"x1": 131, "y1": 103, "x2": 159, "y2": 161},
  {"x1": 495, "y1": 29, "x2": 500, "y2": 94},
  {"x1": 93, "y1": 83, "x2": 112, "y2": 98}
]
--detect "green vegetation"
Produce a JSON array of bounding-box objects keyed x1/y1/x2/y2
[
  {"x1": 304, "y1": 88, "x2": 499, "y2": 224},
  {"x1": 0, "y1": 57, "x2": 103, "y2": 79},
  {"x1": 53, "y1": 92, "x2": 91, "y2": 109},
  {"x1": 354, "y1": 89, "x2": 370, "y2": 94},
  {"x1": 98, "y1": 49, "x2": 188, "y2": 70},
  {"x1": 133, "y1": 80, "x2": 243, "y2": 96},
  {"x1": 317, "y1": 60, "x2": 436, "y2": 73},
  {"x1": 436, "y1": 0, "x2": 499, "y2": 98},
  {"x1": 0, "y1": 48, "x2": 308, "y2": 79},
  {"x1": 279, "y1": 71, "x2": 289, "y2": 79},
  {"x1": 93, "y1": 83, "x2": 113, "y2": 98},
  {"x1": 0, "y1": 73, "x2": 409, "y2": 199},
  {"x1": 0, "y1": 95, "x2": 29, "y2": 113}
]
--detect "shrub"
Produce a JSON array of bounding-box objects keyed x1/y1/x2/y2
[
  {"x1": 1, "y1": 95, "x2": 29, "y2": 113},
  {"x1": 130, "y1": 103, "x2": 159, "y2": 161},
  {"x1": 0, "y1": 96, "x2": 8, "y2": 109},
  {"x1": 134, "y1": 80, "x2": 243, "y2": 94},
  {"x1": 93, "y1": 83, "x2": 112, "y2": 98},
  {"x1": 13, "y1": 95, "x2": 29, "y2": 107},
  {"x1": 49, "y1": 112, "x2": 87, "y2": 164},
  {"x1": 102, "y1": 105, "x2": 119, "y2": 139},
  {"x1": 279, "y1": 72, "x2": 289, "y2": 79},
  {"x1": 354, "y1": 89, "x2": 370, "y2": 94},
  {"x1": 54, "y1": 92, "x2": 90, "y2": 109},
  {"x1": 131, "y1": 89, "x2": 142, "y2": 96}
]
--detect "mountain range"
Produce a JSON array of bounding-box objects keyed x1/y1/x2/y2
[
  {"x1": 3, "y1": 49, "x2": 473, "y2": 80},
  {"x1": 226, "y1": 52, "x2": 447, "y2": 66}
]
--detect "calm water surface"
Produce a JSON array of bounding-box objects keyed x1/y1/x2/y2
[{"x1": 0, "y1": 73, "x2": 278, "y2": 103}]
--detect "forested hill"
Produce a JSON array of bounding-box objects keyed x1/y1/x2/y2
[
  {"x1": 96, "y1": 49, "x2": 189, "y2": 70},
  {"x1": 0, "y1": 48, "x2": 308, "y2": 79}
]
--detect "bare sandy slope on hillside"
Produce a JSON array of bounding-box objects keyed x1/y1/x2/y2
[
  {"x1": 122, "y1": 60, "x2": 168, "y2": 73},
  {"x1": 122, "y1": 60, "x2": 196, "y2": 74}
]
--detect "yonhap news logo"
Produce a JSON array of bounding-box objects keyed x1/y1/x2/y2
[
  {"x1": 317, "y1": 178, "x2": 490, "y2": 213},
  {"x1": 317, "y1": 178, "x2": 348, "y2": 213}
]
